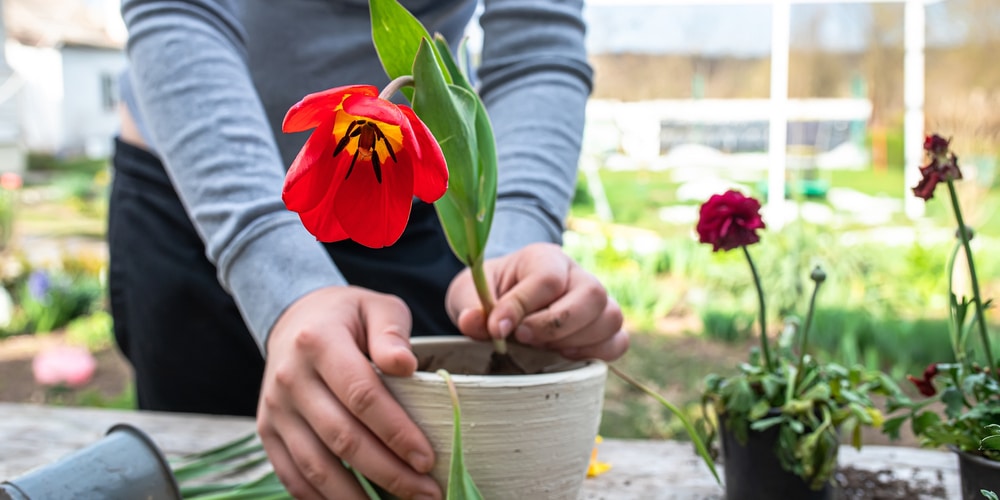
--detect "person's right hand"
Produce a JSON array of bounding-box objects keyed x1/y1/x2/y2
[{"x1": 257, "y1": 286, "x2": 441, "y2": 500}]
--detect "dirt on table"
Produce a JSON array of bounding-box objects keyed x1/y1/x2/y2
[{"x1": 836, "y1": 466, "x2": 948, "y2": 499}]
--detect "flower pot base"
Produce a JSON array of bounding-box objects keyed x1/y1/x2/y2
[
  {"x1": 955, "y1": 448, "x2": 1000, "y2": 500},
  {"x1": 720, "y1": 417, "x2": 834, "y2": 500},
  {"x1": 382, "y1": 336, "x2": 607, "y2": 499}
]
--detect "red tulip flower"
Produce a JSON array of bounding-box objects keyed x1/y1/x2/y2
[
  {"x1": 696, "y1": 190, "x2": 766, "y2": 252},
  {"x1": 282, "y1": 84, "x2": 448, "y2": 248}
]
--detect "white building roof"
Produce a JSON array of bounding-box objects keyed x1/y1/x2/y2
[{"x1": 4, "y1": 0, "x2": 125, "y2": 50}]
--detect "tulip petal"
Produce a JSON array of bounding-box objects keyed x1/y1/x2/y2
[
  {"x1": 399, "y1": 105, "x2": 448, "y2": 202},
  {"x1": 334, "y1": 151, "x2": 414, "y2": 248},
  {"x1": 341, "y1": 94, "x2": 406, "y2": 127},
  {"x1": 282, "y1": 120, "x2": 339, "y2": 212},
  {"x1": 283, "y1": 85, "x2": 378, "y2": 133},
  {"x1": 298, "y1": 192, "x2": 349, "y2": 242}
]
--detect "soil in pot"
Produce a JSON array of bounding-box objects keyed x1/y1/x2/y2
[{"x1": 414, "y1": 337, "x2": 580, "y2": 376}]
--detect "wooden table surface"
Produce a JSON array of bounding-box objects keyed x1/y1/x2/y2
[{"x1": 0, "y1": 402, "x2": 961, "y2": 499}]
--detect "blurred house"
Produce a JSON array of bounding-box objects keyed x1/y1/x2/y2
[
  {"x1": 4, "y1": 0, "x2": 126, "y2": 161},
  {"x1": 0, "y1": 2, "x2": 19, "y2": 172}
]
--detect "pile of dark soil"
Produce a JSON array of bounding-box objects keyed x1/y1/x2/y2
[{"x1": 836, "y1": 466, "x2": 947, "y2": 499}]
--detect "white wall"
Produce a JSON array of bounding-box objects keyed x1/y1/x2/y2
[
  {"x1": 6, "y1": 41, "x2": 62, "y2": 155},
  {"x1": 6, "y1": 42, "x2": 125, "y2": 158},
  {"x1": 61, "y1": 45, "x2": 125, "y2": 158}
]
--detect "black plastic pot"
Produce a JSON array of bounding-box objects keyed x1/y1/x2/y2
[
  {"x1": 954, "y1": 448, "x2": 1000, "y2": 500},
  {"x1": 719, "y1": 414, "x2": 835, "y2": 500},
  {"x1": 0, "y1": 423, "x2": 181, "y2": 500}
]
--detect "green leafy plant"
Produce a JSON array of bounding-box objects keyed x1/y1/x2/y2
[
  {"x1": 3, "y1": 268, "x2": 103, "y2": 336},
  {"x1": 696, "y1": 190, "x2": 903, "y2": 491},
  {"x1": 885, "y1": 134, "x2": 1000, "y2": 462}
]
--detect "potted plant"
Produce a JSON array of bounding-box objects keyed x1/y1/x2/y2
[
  {"x1": 695, "y1": 190, "x2": 902, "y2": 500},
  {"x1": 276, "y1": 0, "x2": 610, "y2": 496},
  {"x1": 884, "y1": 134, "x2": 1000, "y2": 500}
]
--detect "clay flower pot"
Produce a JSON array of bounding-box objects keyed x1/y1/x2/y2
[{"x1": 380, "y1": 336, "x2": 607, "y2": 499}]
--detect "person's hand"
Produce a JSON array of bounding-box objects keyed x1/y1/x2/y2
[
  {"x1": 257, "y1": 286, "x2": 441, "y2": 500},
  {"x1": 446, "y1": 242, "x2": 629, "y2": 361}
]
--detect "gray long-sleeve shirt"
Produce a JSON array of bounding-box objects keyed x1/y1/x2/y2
[{"x1": 120, "y1": 0, "x2": 593, "y2": 352}]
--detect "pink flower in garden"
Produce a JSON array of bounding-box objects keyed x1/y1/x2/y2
[
  {"x1": 32, "y1": 345, "x2": 97, "y2": 388},
  {"x1": 0, "y1": 172, "x2": 21, "y2": 191},
  {"x1": 696, "y1": 190, "x2": 766, "y2": 252}
]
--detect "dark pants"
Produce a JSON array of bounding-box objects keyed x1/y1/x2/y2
[{"x1": 108, "y1": 138, "x2": 463, "y2": 417}]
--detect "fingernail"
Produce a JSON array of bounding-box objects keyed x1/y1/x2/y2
[
  {"x1": 408, "y1": 451, "x2": 433, "y2": 473},
  {"x1": 498, "y1": 318, "x2": 513, "y2": 337},
  {"x1": 515, "y1": 325, "x2": 534, "y2": 344},
  {"x1": 562, "y1": 347, "x2": 580, "y2": 358}
]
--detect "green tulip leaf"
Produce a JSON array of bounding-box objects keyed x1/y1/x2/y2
[
  {"x1": 433, "y1": 34, "x2": 472, "y2": 91},
  {"x1": 608, "y1": 365, "x2": 721, "y2": 485},
  {"x1": 432, "y1": 35, "x2": 497, "y2": 251},
  {"x1": 412, "y1": 39, "x2": 491, "y2": 265},
  {"x1": 369, "y1": 0, "x2": 450, "y2": 100},
  {"x1": 437, "y1": 370, "x2": 485, "y2": 500}
]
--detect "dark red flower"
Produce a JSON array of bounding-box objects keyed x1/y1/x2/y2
[
  {"x1": 282, "y1": 85, "x2": 448, "y2": 248},
  {"x1": 906, "y1": 363, "x2": 939, "y2": 397},
  {"x1": 912, "y1": 164, "x2": 944, "y2": 201},
  {"x1": 912, "y1": 134, "x2": 962, "y2": 201},
  {"x1": 696, "y1": 190, "x2": 766, "y2": 252},
  {"x1": 924, "y1": 134, "x2": 950, "y2": 157}
]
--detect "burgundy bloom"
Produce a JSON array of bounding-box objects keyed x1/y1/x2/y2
[
  {"x1": 906, "y1": 363, "x2": 939, "y2": 397},
  {"x1": 912, "y1": 164, "x2": 944, "y2": 201},
  {"x1": 696, "y1": 190, "x2": 766, "y2": 252},
  {"x1": 912, "y1": 134, "x2": 962, "y2": 201},
  {"x1": 924, "y1": 134, "x2": 950, "y2": 157}
]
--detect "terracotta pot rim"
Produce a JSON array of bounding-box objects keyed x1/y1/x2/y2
[{"x1": 399, "y1": 336, "x2": 607, "y2": 386}]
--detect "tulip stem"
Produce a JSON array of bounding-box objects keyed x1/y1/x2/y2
[
  {"x1": 743, "y1": 245, "x2": 774, "y2": 372},
  {"x1": 470, "y1": 258, "x2": 507, "y2": 355},
  {"x1": 946, "y1": 180, "x2": 997, "y2": 380},
  {"x1": 378, "y1": 75, "x2": 415, "y2": 100}
]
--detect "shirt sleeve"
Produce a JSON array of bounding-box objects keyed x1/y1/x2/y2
[
  {"x1": 477, "y1": 0, "x2": 594, "y2": 258},
  {"x1": 121, "y1": 0, "x2": 348, "y2": 353}
]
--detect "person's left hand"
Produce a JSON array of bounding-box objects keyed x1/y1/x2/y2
[{"x1": 446, "y1": 242, "x2": 628, "y2": 361}]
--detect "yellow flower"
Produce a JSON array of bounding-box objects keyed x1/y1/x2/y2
[
  {"x1": 866, "y1": 407, "x2": 885, "y2": 428},
  {"x1": 586, "y1": 435, "x2": 612, "y2": 478}
]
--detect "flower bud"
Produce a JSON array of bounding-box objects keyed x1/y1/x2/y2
[{"x1": 810, "y1": 265, "x2": 826, "y2": 284}]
